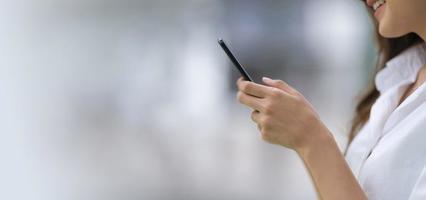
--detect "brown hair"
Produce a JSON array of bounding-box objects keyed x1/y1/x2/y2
[{"x1": 347, "y1": 3, "x2": 423, "y2": 146}]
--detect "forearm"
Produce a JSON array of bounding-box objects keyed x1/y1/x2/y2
[{"x1": 297, "y1": 131, "x2": 367, "y2": 200}]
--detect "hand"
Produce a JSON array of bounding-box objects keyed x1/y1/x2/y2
[{"x1": 236, "y1": 77, "x2": 331, "y2": 153}]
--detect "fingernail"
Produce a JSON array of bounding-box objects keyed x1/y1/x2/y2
[{"x1": 262, "y1": 77, "x2": 272, "y2": 81}]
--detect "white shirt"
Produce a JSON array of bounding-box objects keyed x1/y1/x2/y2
[{"x1": 346, "y1": 42, "x2": 426, "y2": 200}]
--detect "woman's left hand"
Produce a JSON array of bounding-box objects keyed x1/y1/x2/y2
[{"x1": 236, "y1": 77, "x2": 331, "y2": 153}]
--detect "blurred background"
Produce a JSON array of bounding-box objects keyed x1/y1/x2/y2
[{"x1": 0, "y1": 0, "x2": 376, "y2": 199}]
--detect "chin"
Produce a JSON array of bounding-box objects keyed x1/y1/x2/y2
[
  {"x1": 378, "y1": 21, "x2": 408, "y2": 38},
  {"x1": 377, "y1": 14, "x2": 411, "y2": 38},
  {"x1": 378, "y1": 26, "x2": 395, "y2": 38}
]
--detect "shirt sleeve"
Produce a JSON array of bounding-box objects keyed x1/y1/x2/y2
[{"x1": 409, "y1": 166, "x2": 426, "y2": 200}]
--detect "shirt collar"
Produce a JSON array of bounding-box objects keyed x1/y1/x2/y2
[{"x1": 375, "y1": 42, "x2": 426, "y2": 93}]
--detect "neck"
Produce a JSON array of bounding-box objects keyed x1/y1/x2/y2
[
  {"x1": 419, "y1": 28, "x2": 426, "y2": 42},
  {"x1": 414, "y1": 16, "x2": 426, "y2": 42},
  {"x1": 417, "y1": 65, "x2": 426, "y2": 83}
]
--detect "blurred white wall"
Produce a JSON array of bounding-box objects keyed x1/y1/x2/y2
[{"x1": 0, "y1": 0, "x2": 373, "y2": 199}]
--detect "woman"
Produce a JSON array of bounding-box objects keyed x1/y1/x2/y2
[{"x1": 236, "y1": 0, "x2": 426, "y2": 199}]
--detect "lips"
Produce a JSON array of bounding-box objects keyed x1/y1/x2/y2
[
  {"x1": 366, "y1": 0, "x2": 387, "y2": 20},
  {"x1": 373, "y1": 2, "x2": 386, "y2": 20}
]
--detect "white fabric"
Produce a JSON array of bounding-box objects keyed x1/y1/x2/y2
[{"x1": 345, "y1": 42, "x2": 426, "y2": 200}]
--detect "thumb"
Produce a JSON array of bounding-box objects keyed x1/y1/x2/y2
[{"x1": 262, "y1": 77, "x2": 297, "y2": 95}]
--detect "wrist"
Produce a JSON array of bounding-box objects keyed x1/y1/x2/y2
[{"x1": 295, "y1": 127, "x2": 336, "y2": 160}]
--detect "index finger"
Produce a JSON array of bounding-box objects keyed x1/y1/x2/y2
[{"x1": 237, "y1": 77, "x2": 272, "y2": 98}]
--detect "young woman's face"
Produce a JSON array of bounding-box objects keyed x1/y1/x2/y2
[{"x1": 366, "y1": 0, "x2": 426, "y2": 38}]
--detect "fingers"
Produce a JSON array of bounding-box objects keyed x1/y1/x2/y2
[
  {"x1": 251, "y1": 110, "x2": 261, "y2": 124},
  {"x1": 237, "y1": 91, "x2": 264, "y2": 112},
  {"x1": 236, "y1": 77, "x2": 270, "y2": 98},
  {"x1": 262, "y1": 77, "x2": 297, "y2": 95},
  {"x1": 251, "y1": 111, "x2": 263, "y2": 132}
]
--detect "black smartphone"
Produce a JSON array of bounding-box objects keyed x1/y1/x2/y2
[{"x1": 218, "y1": 39, "x2": 254, "y2": 82}]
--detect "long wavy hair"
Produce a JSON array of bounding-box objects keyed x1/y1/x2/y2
[{"x1": 347, "y1": 2, "x2": 423, "y2": 146}]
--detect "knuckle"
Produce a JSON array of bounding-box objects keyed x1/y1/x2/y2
[
  {"x1": 237, "y1": 81, "x2": 243, "y2": 90},
  {"x1": 262, "y1": 115, "x2": 270, "y2": 123},
  {"x1": 270, "y1": 88, "x2": 282, "y2": 97},
  {"x1": 263, "y1": 107, "x2": 272, "y2": 115},
  {"x1": 304, "y1": 111, "x2": 318, "y2": 125},
  {"x1": 260, "y1": 116, "x2": 271, "y2": 127},
  {"x1": 294, "y1": 95, "x2": 305, "y2": 105},
  {"x1": 259, "y1": 115, "x2": 270, "y2": 127},
  {"x1": 260, "y1": 128, "x2": 268, "y2": 137},
  {"x1": 251, "y1": 112, "x2": 257, "y2": 121},
  {"x1": 261, "y1": 130, "x2": 271, "y2": 142},
  {"x1": 263, "y1": 102, "x2": 274, "y2": 114},
  {"x1": 276, "y1": 80, "x2": 285, "y2": 85},
  {"x1": 293, "y1": 92, "x2": 303, "y2": 99},
  {"x1": 236, "y1": 78, "x2": 242, "y2": 85},
  {"x1": 241, "y1": 82, "x2": 250, "y2": 91},
  {"x1": 292, "y1": 89, "x2": 304, "y2": 99},
  {"x1": 259, "y1": 117, "x2": 266, "y2": 126},
  {"x1": 236, "y1": 83, "x2": 242, "y2": 91}
]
